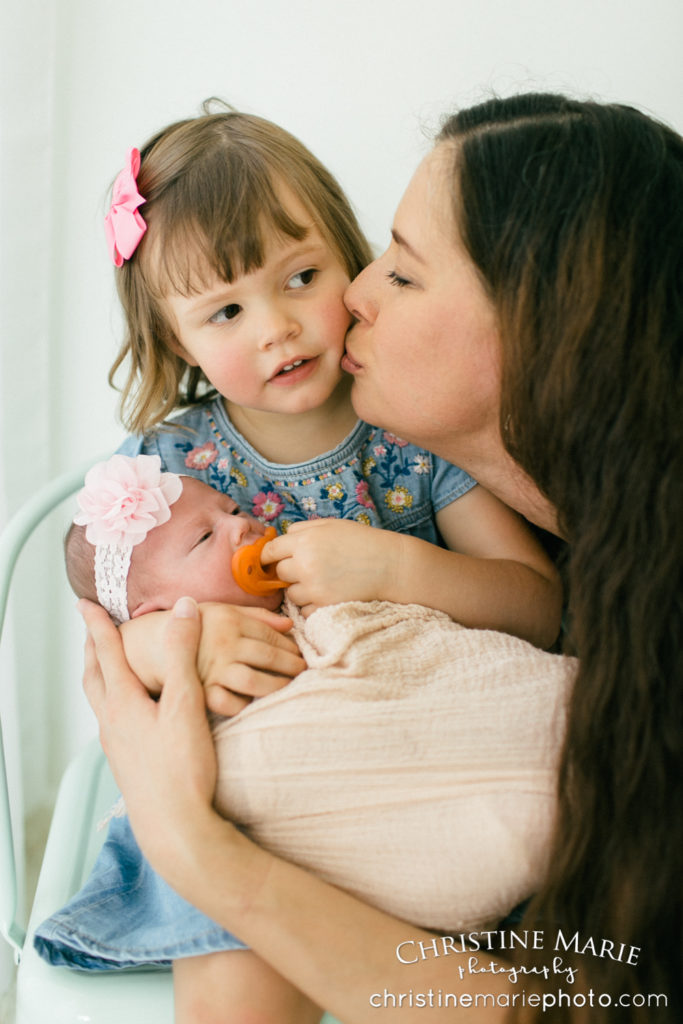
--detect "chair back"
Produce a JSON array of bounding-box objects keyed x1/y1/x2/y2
[{"x1": 0, "y1": 462, "x2": 93, "y2": 958}]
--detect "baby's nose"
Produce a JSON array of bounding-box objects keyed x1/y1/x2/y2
[{"x1": 218, "y1": 512, "x2": 249, "y2": 550}]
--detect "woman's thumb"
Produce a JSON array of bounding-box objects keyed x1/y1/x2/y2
[
  {"x1": 163, "y1": 597, "x2": 201, "y2": 687},
  {"x1": 173, "y1": 596, "x2": 200, "y2": 621}
]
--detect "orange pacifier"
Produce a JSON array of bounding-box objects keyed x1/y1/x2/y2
[{"x1": 231, "y1": 526, "x2": 289, "y2": 596}]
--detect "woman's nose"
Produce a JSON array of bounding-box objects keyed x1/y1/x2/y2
[{"x1": 343, "y1": 262, "x2": 378, "y2": 324}]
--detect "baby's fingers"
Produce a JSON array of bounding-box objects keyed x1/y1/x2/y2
[
  {"x1": 203, "y1": 663, "x2": 296, "y2": 716},
  {"x1": 202, "y1": 639, "x2": 304, "y2": 707},
  {"x1": 204, "y1": 683, "x2": 252, "y2": 718}
]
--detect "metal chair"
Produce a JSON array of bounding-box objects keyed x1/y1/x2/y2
[{"x1": 0, "y1": 465, "x2": 341, "y2": 1022}]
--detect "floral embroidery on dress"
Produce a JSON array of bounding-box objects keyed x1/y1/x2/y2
[
  {"x1": 252, "y1": 491, "x2": 285, "y2": 521},
  {"x1": 355, "y1": 480, "x2": 375, "y2": 509},
  {"x1": 382, "y1": 432, "x2": 409, "y2": 448},
  {"x1": 170, "y1": 415, "x2": 447, "y2": 533},
  {"x1": 385, "y1": 486, "x2": 413, "y2": 512},
  {"x1": 185, "y1": 442, "x2": 218, "y2": 470}
]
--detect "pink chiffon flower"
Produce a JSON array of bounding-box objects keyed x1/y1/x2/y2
[
  {"x1": 74, "y1": 454, "x2": 182, "y2": 547},
  {"x1": 104, "y1": 148, "x2": 147, "y2": 267}
]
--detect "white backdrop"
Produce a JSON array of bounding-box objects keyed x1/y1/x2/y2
[{"x1": 1, "y1": 0, "x2": 682, "y2": 993}]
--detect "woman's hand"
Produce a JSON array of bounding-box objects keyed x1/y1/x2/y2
[
  {"x1": 81, "y1": 597, "x2": 219, "y2": 872},
  {"x1": 262, "y1": 519, "x2": 401, "y2": 616}
]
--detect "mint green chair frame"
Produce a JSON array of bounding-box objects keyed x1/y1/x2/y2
[{"x1": 0, "y1": 465, "x2": 340, "y2": 1023}]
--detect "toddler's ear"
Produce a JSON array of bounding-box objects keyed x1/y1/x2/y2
[{"x1": 164, "y1": 332, "x2": 199, "y2": 367}]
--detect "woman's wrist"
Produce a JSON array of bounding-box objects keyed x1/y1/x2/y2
[{"x1": 145, "y1": 803, "x2": 271, "y2": 922}]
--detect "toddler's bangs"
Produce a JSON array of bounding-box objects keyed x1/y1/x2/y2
[{"x1": 142, "y1": 160, "x2": 310, "y2": 299}]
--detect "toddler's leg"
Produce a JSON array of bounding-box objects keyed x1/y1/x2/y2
[{"x1": 173, "y1": 949, "x2": 323, "y2": 1024}]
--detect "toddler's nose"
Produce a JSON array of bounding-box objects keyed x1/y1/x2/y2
[{"x1": 258, "y1": 305, "x2": 301, "y2": 350}]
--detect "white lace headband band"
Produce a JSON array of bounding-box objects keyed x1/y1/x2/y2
[{"x1": 73, "y1": 454, "x2": 183, "y2": 624}]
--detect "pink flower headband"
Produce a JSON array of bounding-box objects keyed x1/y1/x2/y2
[
  {"x1": 104, "y1": 148, "x2": 147, "y2": 267},
  {"x1": 74, "y1": 454, "x2": 182, "y2": 623}
]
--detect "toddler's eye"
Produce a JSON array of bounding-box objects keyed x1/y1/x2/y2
[
  {"x1": 288, "y1": 268, "x2": 316, "y2": 289},
  {"x1": 210, "y1": 304, "x2": 242, "y2": 323},
  {"x1": 386, "y1": 270, "x2": 411, "y2": 288}
]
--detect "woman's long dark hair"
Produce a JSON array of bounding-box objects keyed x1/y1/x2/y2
[{"x1": 439, "y1": 94, "x2": 683, "y2": 1019}]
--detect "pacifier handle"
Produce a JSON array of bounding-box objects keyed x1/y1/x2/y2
[{"x1": 231, "y1": 526, "x2": 290, "y2": 596}]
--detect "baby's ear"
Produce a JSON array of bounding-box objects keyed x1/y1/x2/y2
[{"x1": 130, "y1": 599, "x2": 166, "y2": 618}]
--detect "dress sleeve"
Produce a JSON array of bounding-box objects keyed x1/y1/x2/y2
[
  {"x1": 430, "y1": 454, "x2": 478, "y2": 513},
  {"x1": 114, "y1": 405, "x2": 211, "y2": 475}
]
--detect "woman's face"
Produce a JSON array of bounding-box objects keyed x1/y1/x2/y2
[{"x1": 342, "y1": 146, "x2": 501, "y2": 470}]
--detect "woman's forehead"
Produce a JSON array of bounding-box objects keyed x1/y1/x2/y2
[{"x1": 392, "y1": 149, "x2": 457, "y2": 260}]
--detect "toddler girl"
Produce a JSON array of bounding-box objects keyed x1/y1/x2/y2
[{"x1": 41, "y1": 107, "x2": 562, "y2": 1022}]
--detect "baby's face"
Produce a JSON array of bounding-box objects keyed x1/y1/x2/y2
[{"x1": 128, "y1": 477, "x2": 283, "y2": 615}]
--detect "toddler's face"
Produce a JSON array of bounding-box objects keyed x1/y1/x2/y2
[
  {"x1": 128, "y1": 477, "x2": 283, "y2": 615},
  {"x1": 161, "y1": 188, "x2": 352, "y2": 420}
]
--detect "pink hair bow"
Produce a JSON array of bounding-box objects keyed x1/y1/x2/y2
[{"x1": 104, "y1": 148, "x2": 147, "y2": 267}]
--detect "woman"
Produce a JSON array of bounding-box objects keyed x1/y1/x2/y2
[{"x1": 82, "y1": 93, "x2": 683, "y2": 1021}]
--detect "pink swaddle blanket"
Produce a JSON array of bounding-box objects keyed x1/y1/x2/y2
[{"x1": 212, "y1": 600, "x2": 575, "y2": 932}]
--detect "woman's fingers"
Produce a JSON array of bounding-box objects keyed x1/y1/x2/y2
[
  {"x1": 80, "y1": 600, "x2": 142, "y2": 687},
  {"x1": 79, "y1": 599, "x2": 150, "y2": 725},
  {"x1": 82, "y1": 629, "x2": 106, "y2": 721}
]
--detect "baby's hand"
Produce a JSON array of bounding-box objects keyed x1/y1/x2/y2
[
  {"x1": 197, "y1": 603, "x2": 305, "y2": 716},
  {"x1": 261, "y1": 519, "x2": 403, "y2": 616}
]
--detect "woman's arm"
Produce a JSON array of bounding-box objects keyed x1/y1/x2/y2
[
  {"x1": 263, "y1": 486, "x2": 562, "y2": 648},
  {"x1": 118, "y1": 602, "x2": 305, "y2": 715},
  {"x1": 81, "y1": 598, "x2": 513, "y2": 1022}
]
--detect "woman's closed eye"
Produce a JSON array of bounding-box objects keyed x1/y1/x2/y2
[
  {"x1": 288, "y1": 268, "x2": 317, "y2": 289},
  {"x1": 209, "y1": 303, "x2": 242, "y2": 324},
  {"x1": 386, "y1": 270, "x2": 412, "y2": 288}
]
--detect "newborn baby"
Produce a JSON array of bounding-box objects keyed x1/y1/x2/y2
[{"x1": 64, "y1": 454, "x2": 575, "y2": 934}]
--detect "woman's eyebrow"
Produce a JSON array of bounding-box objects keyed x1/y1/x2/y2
[{"x1": 391, "y1": 228, "x2": 426, "y2": 265}]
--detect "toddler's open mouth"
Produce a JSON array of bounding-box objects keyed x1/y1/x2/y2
[{"x1": 270, "y1": 356, "x2": 318, "y2": 383}]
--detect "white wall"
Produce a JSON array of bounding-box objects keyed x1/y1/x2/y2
[{"x1": 1, "y1": 0, "x2": 682, "y2": 983}]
